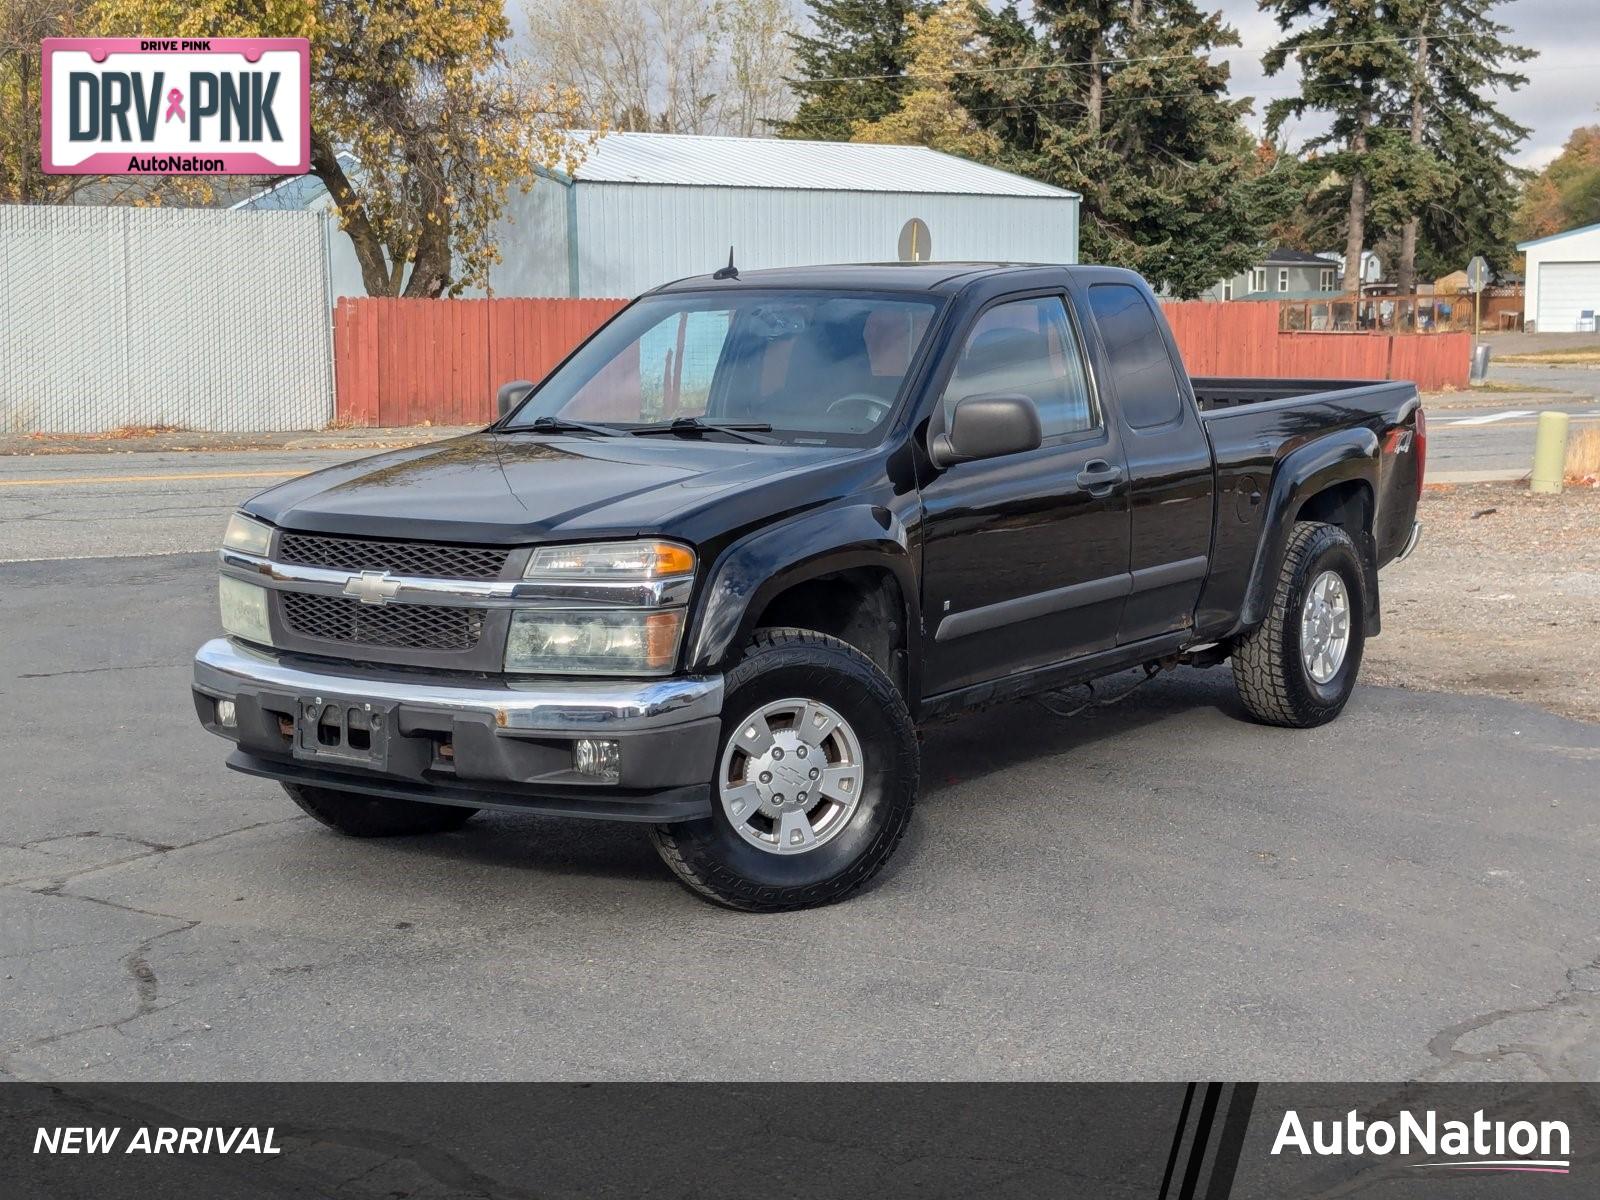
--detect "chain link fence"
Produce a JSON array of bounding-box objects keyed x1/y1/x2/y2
[{"x1": 0, "y1": 206, "x2": 333, "y2": 433}]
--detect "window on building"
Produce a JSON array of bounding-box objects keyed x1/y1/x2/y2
[
  {"x1": 1085, "y1": 283, "x2": 1185, "y2": 430},
  {"x1": 1222, "y1": 280, "x2": 1234, "y2": 301},
  {"x1": 1250, "y1": 268, "x2": 1267, "y2": 294},
  {"x1": 1320, "y1": 268, "x2": 1336, "y2": 291},
  {"x1": 942, "y1": 296, "x2": 1097, "y2": 439},
  {"x1": 1278, "y1": 268, "x2": 1290, "y2": 292}
]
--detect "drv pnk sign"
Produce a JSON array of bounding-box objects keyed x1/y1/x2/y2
[{"x1": 41, "y1": 38, "x2": 309, "y2": 175}]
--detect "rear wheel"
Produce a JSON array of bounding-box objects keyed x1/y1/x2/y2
[
  {"x1": 650, "y1": 627, "x2": 919, "y2": 911},
  {"x1": 283, "y1": 783, "x2": 478, "y2": 837},
  {"x1": 1231, "y1": 520, "x2": 1367, "y2": 728}
]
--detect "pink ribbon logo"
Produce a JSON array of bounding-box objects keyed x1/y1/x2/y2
[{"x1": 164, "y1": 88, "x2": 185, "y2": 123}]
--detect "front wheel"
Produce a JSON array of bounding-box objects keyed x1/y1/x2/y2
[
  {"x1": 650, "y1": 628, "x2": 919, "y2": 911},
  {"x1": 1231, "y1": 520, "x2": 1367, "y2": 728}
]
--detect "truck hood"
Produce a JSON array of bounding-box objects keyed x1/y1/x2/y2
[{"x1": 243, "y1": 430, "x2": 872, "y2": 545}]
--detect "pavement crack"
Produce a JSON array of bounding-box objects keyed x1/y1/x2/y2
[
  {"x1": 1418, "y1": 951, "x2": 1600, "y2": 1081},
  {"x1": 22, "y1": 916, "x2": 197, "y2": 1050},
  {"x1": 8, "y1": 815, "x2": 305, "y2": 890},
  {"x1": 17, "y1": 662, "x2": 172, "y2": 679}
]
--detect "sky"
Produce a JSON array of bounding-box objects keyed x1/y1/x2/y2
[
  {"x1": 509, "y1": 0, "x2": 1588, "y2": 169},
  {"x1": 1218, "y1": 0, "x2": 1590, "y2": 168}
]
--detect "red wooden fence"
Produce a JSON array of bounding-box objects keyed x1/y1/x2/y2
[
  {"x1": 1160, "y1": 301, "x2": 1470, "y2": 391},
  {"x1": 332, "y1": 297, "x2": 1468, "y2": 426},
  {"x1": 334, "y1": 297, "x2": 628, "y2": 426}
]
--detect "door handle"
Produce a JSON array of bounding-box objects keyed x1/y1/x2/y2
[{"x1": 1075, "y1": 460, "x2": 1124, "y2": 494}]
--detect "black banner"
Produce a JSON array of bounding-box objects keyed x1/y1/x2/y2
[{"x1": 3, "y1": 1083, "x2": 1596, "y2": 1198}]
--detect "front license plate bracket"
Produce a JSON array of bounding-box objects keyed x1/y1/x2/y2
[{"x1": 293, "y1": 696, "x2": 394, "y2": 767}]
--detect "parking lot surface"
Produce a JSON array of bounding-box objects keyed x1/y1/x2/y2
[{"x1": 3, "y1": 456, "x2": 1599, "y2": 1080}]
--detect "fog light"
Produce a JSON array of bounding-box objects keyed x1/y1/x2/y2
[
  {"x1": 216, "y1": 699, "x2": 237, "y2": 728},
  {"x1": 573, "y1": 738, "x2": 620, "y2": 783}
]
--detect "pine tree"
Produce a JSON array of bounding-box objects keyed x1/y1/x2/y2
[
  {"x1": 1391, "y1": 0, "x2": 1531, "y2": 289},
  {"x1": 958, "y1": 0, "x2": 1293, "y2": 297},
  {"x1": 1261, "y1": 0, "x2": 1419, "y2": 296},
  {"x1": 781, "y1": 0, "x2": 927, "y2": 141}
]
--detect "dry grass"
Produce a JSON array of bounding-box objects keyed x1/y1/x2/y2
[
  {"x1": 1468, "y1": 379, "x2": 1565, "y2": 394},
  {"x1": 1499, "y1": 350, "x2": 1600, "y2": 365},
  {"x1": 106, "y1": 423, "x2": 187, "y2": 439},
  {"x1": 1567, "y1": 426, "x2": 1600, "y2": 486}
]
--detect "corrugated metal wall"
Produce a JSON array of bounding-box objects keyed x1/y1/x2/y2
[
  {"x1": 0, "y1": 206, "x2": 333, "y2": 433},
  {"x1": 573, "y1": 184, "x2": 1079, "y2": 299}
]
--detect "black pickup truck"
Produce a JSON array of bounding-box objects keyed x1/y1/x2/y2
[{"x1": 193, "y1": 263, "x2": 1424, "y2": 910}]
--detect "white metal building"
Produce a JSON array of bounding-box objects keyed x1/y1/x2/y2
[
  {"x1": 244, "y1": 132, "x2": 1080, "y2": 300},
  {"x1": 1517, "y1": 223, "x2": 1600, "y2": 333}
]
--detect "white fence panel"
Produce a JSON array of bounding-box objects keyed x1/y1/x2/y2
[{"x1": 0, "y1": 206, "x2": 333, "y2": 433}]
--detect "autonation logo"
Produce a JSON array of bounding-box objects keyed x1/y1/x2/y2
[{"x1": 1273, "y1": 1109, "x2": 1571, "y2": 1175}]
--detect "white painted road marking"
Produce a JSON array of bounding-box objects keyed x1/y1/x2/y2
[
  {"x1": 1436, "y1": 409, "x2": 1600, "y2": 428},
  {"x1": 1444, "y1": 410, "x2": 1535, "y2": 426}
]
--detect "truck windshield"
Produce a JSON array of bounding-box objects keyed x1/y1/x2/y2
[{"x1": 505, "y1": 290, "x2": 940, "y2": 446}]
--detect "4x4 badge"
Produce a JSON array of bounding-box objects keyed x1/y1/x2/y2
[{"x1": 343, "y1": 571, "x2": 403, "y2": 605}]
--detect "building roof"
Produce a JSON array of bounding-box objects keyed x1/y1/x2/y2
[
  {"x1": 1260, "y1": 247, "x2": 1334, "y2": 266},
  {"x1": 1517, "y1": 221, "x2": 1600, "y2": 250},
  {"x1": 556, "y1": 131, "x2": 1078, "y2": 199}
]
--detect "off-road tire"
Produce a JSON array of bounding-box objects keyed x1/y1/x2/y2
[
  {"x1": 1231, "y1": 520, "x2": 1367, "y2": 728},
  {"x1": 283, "y1": 782, "x2": 478, "y2": 837},
  {"x1": 650, "y1": 628, "x2": 919, "y2": 912}
]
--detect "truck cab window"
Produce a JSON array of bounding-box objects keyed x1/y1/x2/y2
[
  {"x1": 1085, "y1": 283, "x2": 1184, "y2": 429},
  {"x1": 511, "y1": 291, "x2": 938, "y2": 445},
  {"x1": 942, "y1": 296, "x2": 1096, "y2": 438}
]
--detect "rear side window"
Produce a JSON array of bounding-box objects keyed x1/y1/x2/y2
[
  {"x1": 942, "y1": 295, "x2": 1097, "y2": 439},
  {"x1": 1086, "y1": 284, "x2": 1184, "y2": 429}
]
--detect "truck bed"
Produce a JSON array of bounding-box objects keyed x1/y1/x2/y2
[
  {"x1": 1189, "y1": 376, "x2": 1424, "y2": 638},
  {"x1": 1190, "y1": 377, "x2": 1393, "y2": 411}
]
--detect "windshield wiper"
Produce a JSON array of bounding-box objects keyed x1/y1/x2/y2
[
  {"x1": 516, "y1": 415, "x2": 627, "y2": 437},
  {"x1": 631, "y1": 417, "x2": 776, "y2": 444}
]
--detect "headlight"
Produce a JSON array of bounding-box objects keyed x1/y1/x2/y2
[
  {"x1": 524, "y1": 540, "x2": 694, "y2": 580},
  {"x1": 222, "y1": 513, "x2": 273, "y2": 557},
  {"x1": 505, "y1": 610, "x2": 684, "y2": 675},
  {"x1": 219, "y1": 576, "x2": 272, "y2": 645}
]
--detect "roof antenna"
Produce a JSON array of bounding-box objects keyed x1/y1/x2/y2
[{"x1": 712, "y1": 246, "x2": 739, "y2": 280}]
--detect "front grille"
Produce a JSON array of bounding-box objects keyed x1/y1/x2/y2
[
  {"x1": 281, "y1": 593, "x2": 487, "y2": 651},
  {"x1": 278, "y1": 533, "x2": 509, "y2": 581}
]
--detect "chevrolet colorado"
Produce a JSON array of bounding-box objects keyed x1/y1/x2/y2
[{"x1": 193, "y1": 263, "x2": 1424, "y2": 910}]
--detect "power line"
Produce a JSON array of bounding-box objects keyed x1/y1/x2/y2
[{"x1": 796, "y1": 32, "x2": 1468, "y2": 87}]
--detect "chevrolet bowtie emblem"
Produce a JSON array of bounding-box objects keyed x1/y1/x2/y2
[{"x1": 344, "y1": 570, "x2": 403, "y2": 605}]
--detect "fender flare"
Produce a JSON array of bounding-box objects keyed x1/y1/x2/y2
[
  {"x1": 685, "y1": 504, "x2": 919, "y2": 681},
  {"x1": 1238, "y1": 427, "x2": 1380, "y2": 633}
]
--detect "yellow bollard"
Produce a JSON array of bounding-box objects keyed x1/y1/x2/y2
[{"x1": 1530, "y1": 411, "x2": 1570, "y2": 494}]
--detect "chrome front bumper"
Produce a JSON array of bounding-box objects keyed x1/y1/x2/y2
[{"x1": 191, "y1": 638, "x2": 724, "y2": 822}]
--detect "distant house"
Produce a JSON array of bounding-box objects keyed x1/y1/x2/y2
[
  {"x1": 1201, "y1": 248, "x2": 1341, "y2": 301},
  {"x1": 1320, "y1": 249, "x2": 1384, "y2": 291},
  {"x1": 1516, "y1": 223, "x2": 1600, "y2": 332}
]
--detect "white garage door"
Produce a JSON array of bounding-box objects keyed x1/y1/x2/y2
[{"x1": 1537, "y1": 261, "x2": 1600, "y2": 332}]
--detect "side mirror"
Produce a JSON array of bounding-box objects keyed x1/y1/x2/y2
[
  {"x1": 929, "y1": 393, "x2": 1043, "y2": 468},
  {"x1": 496, "y1": 379, "x2": 534, "y2": 419}
]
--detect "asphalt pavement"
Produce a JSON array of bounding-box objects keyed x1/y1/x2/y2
[
  {"x1": 2, "y1": 450, "x2": 1599, "y2": 1082},
  {"x1": 1427, "y1": 363, "x2": 1600, "y2": 478}
]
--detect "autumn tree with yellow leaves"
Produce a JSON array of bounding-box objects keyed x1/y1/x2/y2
[
  {"x1": 86, "y1": 0, "x2": 587, "y2": 296},
  {"x1": 848, "y1": 0, "x2": 997, "y2": 161}
]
